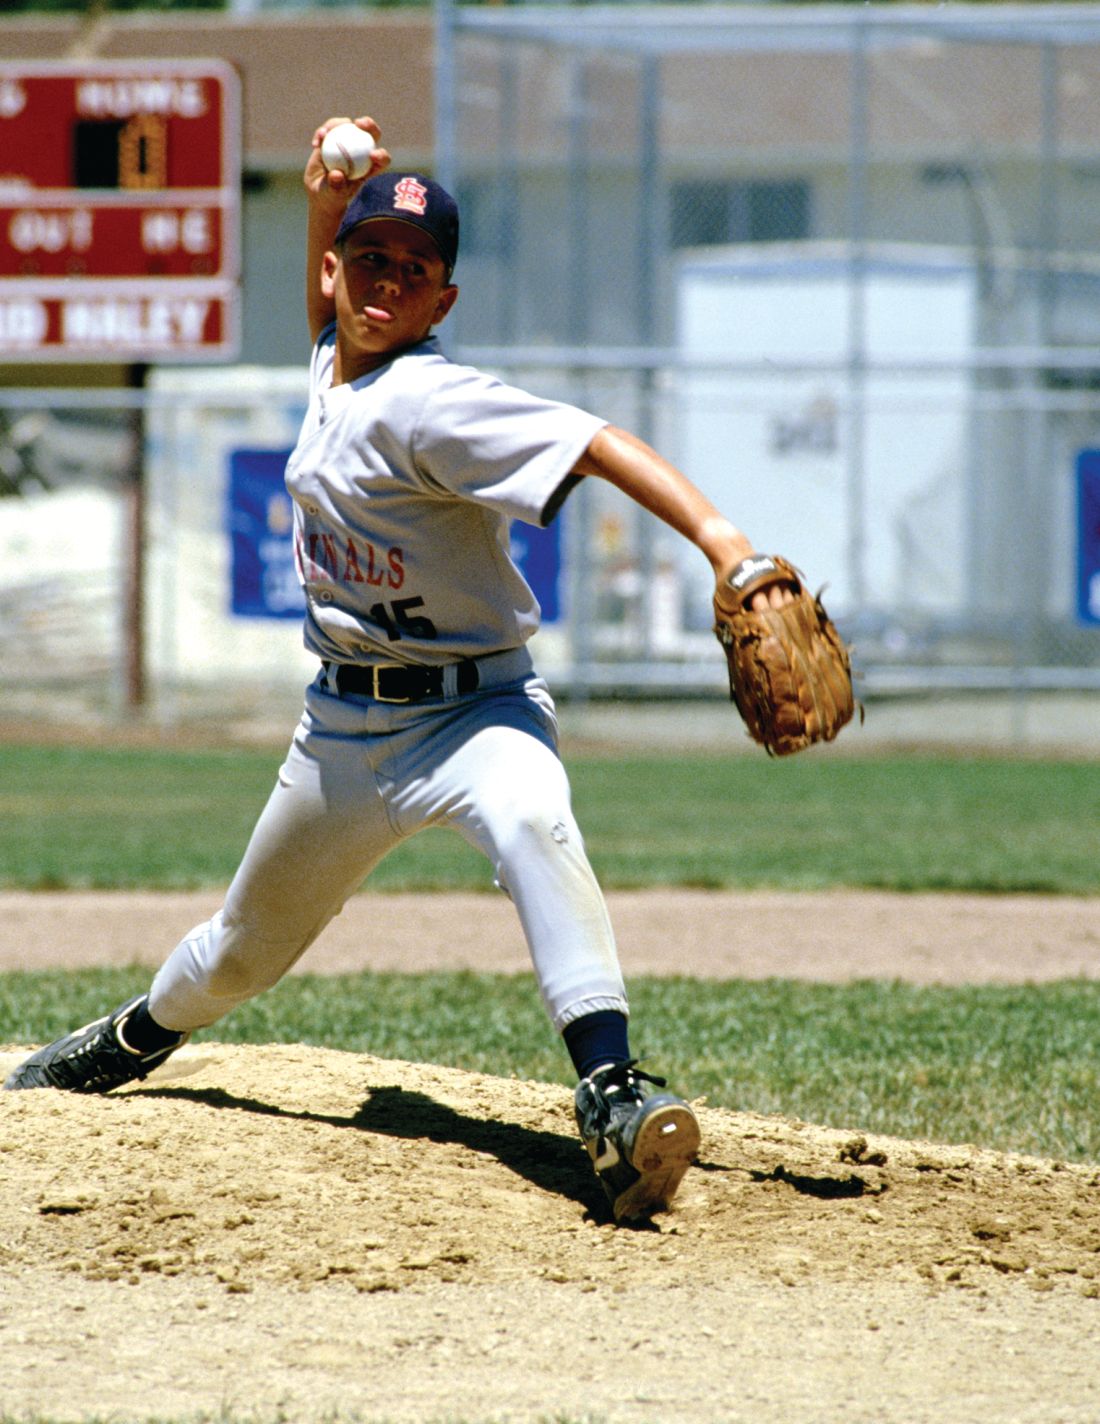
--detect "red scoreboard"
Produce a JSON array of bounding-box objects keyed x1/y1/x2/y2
[{"x1": 0, "y1": 60, "x2": 241, "y2": 362}]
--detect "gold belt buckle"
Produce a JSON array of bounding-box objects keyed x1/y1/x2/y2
[{"x1": 371, "y1": 664, "x2": 412, "y2": 703}]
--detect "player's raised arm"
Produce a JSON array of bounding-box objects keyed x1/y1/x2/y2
[{"x1": 303, "y1": 116, "x2": 390, "y2": 343}]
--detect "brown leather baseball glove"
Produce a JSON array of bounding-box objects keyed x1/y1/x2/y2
[{"x1": 713, "y1": 554, "x2": 857, "y2": 756}]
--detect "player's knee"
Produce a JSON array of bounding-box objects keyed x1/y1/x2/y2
[{"x1": 496, "y1": 806, "x2": 584, "y2": 864}]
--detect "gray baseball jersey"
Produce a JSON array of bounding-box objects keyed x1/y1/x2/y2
[{"x1": 285, "y1": 325, "x2": 606, "y2": 666}]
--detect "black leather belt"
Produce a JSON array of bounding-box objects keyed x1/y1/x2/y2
[{"x1": 325, "y1": 660, "x2": 480, "y2": 703}]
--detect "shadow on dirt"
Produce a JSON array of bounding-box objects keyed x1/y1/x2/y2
[
  {"x1": 749, "y1": 1162, "x2": 880, "y2": 1199},
  {"x1": 144, "y1": 1081, "x2": 608, "y2": 1217}
]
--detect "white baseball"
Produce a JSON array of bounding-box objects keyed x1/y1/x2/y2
[{"x1": 321, "y1": 123, "x2": 376, "y2": 180}]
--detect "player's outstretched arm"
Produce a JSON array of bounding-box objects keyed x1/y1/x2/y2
[
  {"x1": 304, "y1": 116, "x2": 390, "y2": 343},
  {"x1": 573, "y1": 425, "x2": 789, "y2": 609},
  {"x1": 576, "y1": 426, "x2": 849, "y2": 755}
]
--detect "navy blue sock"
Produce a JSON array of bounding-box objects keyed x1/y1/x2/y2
[
  {"x1": 562, "y1": 1010, "x2": 631, "y2": 1082},
  {"x1": 122, "y1": 1000, "x2": 184, "y2": 1053}
]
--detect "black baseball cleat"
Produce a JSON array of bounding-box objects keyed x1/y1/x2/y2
[
  {"x1": 574, "y1": 1060, "x2": 701, "y2": 1222},
  {"x1": 3, "y1": 995, "x2": 188, "y2": 1093}
]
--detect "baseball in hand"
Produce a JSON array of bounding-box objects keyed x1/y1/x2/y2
[{"x1": 321, "y1": 123, "x2": 376, "y2": 180}]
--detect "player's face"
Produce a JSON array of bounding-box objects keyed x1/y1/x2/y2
[{"x1": 325, "y1": 220, "x2": 457, "y2": 378}]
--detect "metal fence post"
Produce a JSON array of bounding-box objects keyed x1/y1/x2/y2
[
  {"x1": 566, "y1": 49, "x2": 596, "y2": 698},
  {"x1": 636, "y1": 52, "x2": 663, "y2": 661},
  {"x1": 434, "y1": 0, "x2": 458, "y2": 277},
  {"x1": 846, "y1": 21, "x2": 869, "y2": 615}
]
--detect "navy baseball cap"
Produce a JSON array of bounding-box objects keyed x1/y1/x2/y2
[{"x1": 335, "y1": 172, "x2": 460, "y2": 277}]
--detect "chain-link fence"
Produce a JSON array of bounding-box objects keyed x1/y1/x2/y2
[
  {"x1": 4, "y1": 5, "x2": 1100, "y2": 735},
  {"x1": 436, "y1": 2, "x2": 1100, "y2": 698}
]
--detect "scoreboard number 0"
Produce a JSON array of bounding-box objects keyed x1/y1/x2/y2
[{"x1": 74, "y1": 114, "x2": 169, "y2": 190}]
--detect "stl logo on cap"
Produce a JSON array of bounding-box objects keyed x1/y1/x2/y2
[{"x1": 393, "y1": 177, "x2": 429, "y2": 216}]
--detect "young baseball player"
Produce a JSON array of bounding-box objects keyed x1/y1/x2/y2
[{"x1": 6, "y1": 117, "x2": 787, "y2": 1223}]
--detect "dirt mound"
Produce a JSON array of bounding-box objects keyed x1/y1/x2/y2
[
  {"x1": 3, "y1": 1043, "x2": 1099, "y2": 1295},
  {"x1": 4, "y1": 891, "x2": 1099, "y2": 1421},
  {"x1": 2, "y1": 1043, "x2": 1099, "y2": 1423}
]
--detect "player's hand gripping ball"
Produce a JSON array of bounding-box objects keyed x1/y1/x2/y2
[
  {"x1": 321, "y1": 122, "x2": 377, "y2": 179},
  {"x1": 713, "y1": 554, "x2": 858, "y2": 756}
]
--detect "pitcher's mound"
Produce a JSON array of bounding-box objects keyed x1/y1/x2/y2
[{"x1": 2, "y1": 1044, "x2": 1098, "y2": 1423}]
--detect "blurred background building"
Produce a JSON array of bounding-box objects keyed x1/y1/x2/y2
[{"x1": 2, "y1": 2, "x2": 1100, "y2": 743}]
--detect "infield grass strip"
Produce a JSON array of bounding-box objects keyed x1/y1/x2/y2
[
  {"x1": 3, "y1": 969, "x2": 1099, "y2": 1165},
  {"x1": 2, "y1": 743, "x2": 1100, "y2": 892}
]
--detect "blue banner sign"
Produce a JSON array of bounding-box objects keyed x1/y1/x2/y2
[
  {"x1": 1077, "y1": 451, "x2": 1100, "y2": 627},
  {"x1": 510, "y1": 517, "x2": 563, "y2": 624},
  {"x1": 227, "y1": 448, "x2": 302, "y2": 619}
]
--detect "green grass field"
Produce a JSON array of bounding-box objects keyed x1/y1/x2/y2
[
  {"x1": 2, "y1": 742, "x2": 1098, "y2": 1165},
  {"x1": 2, "y1": 741, "x2": 1099, "y2": 892}
]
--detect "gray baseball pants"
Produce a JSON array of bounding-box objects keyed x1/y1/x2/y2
[{"x1": 148, "y1": 648, "x2": 628, "y2": 1036}]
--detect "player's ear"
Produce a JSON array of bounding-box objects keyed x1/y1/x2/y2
[
  {"x1": 320, "y1": 248, "x2": 340, "y2": 299},
  {"x1": 431, "y1": 283, "x2": 459, "y2": 327}
]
